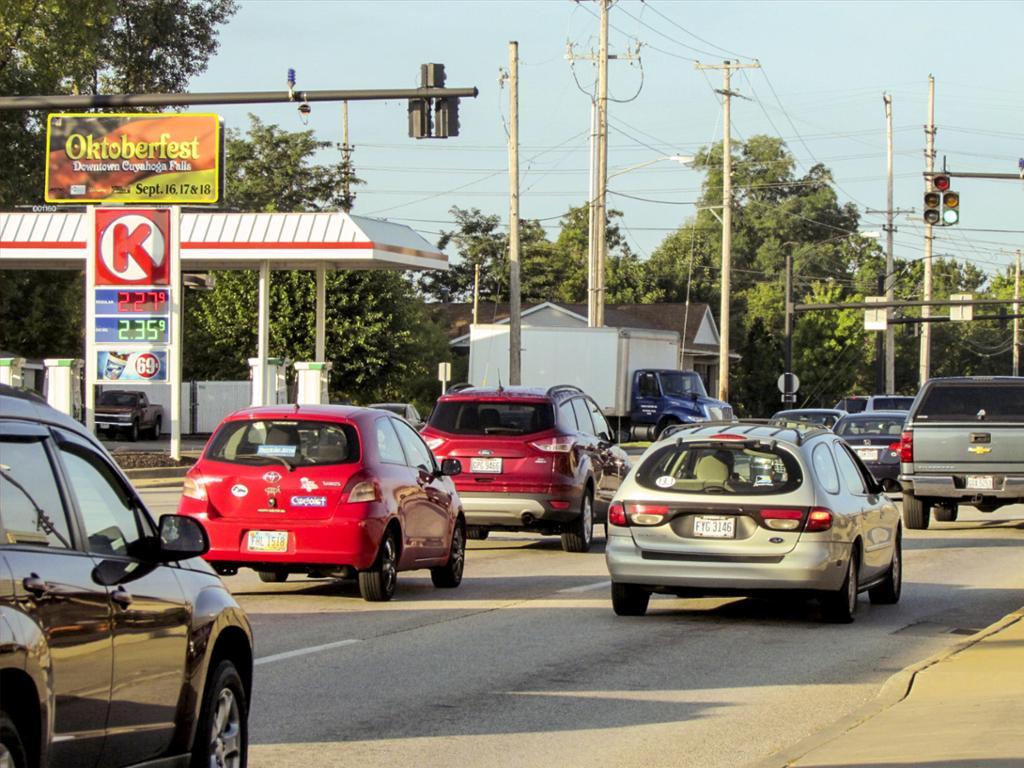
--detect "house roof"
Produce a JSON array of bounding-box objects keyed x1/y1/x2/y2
[{"x1": 436, "y1": 300, "x2": 721, "y2": 354}]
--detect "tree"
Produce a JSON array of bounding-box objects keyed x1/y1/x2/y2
[{"x1": 184, "y1": 117, "x2": 445, "y2": 409}]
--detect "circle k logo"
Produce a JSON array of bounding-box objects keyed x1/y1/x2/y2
[{"x1": 95, "y1": 208, "x2": 170, "y2": 285}]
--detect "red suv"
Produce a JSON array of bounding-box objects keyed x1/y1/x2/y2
[
  {"x1": 421, "y1": 385, "x2": 628, "y2": 552},
  {"x1": 177, "y1": 405, "x2": 466, "y2": 601}
]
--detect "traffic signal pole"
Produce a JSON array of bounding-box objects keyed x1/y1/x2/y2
[{"x1": 920, "y1": 75, "x2": 936, "y2": 386}]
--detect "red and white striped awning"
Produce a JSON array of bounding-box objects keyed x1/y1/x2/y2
[{"x1": 0, "y1": 209, "x2": 446, "y2": 271}]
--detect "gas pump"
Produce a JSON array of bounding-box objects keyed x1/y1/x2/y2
[
  {"x1": 294, "y1": 361, "x2": 332, "y2": 405},
  {"x1": 0, "y1": 357, "x2": 25, "y2": 388},
  {"x1": 44, "y1": 358, "x2": 83, "y2": 419},
  {"x1": 248, "y1": 357, "x2": 287, "y2": 406}
]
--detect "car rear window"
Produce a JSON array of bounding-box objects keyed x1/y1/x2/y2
[
  {"x1": 835, "y1": 416, "x2": 905, "y2": 437},
  {"x1": 206, "y1": 419, "x2": 360, "y2": 467},
  {"x1": 428, "y1": 400, "x2": 555, "y2": 435},
  {"x1": 836, "y1": 398, "x2": 868, "y2": 413},
  {"x1": 635, "y1": 442, "x2": 802, "y2": 495},
  {"x1": 916, "y1": 384, "x2": 1024, "y2": 422},
  {"x1": 871, "y1": 397, "x2": 913, "y2": 411},
  {"x1": 98, "y1": 392, "x2": 137, "y2": 406}
]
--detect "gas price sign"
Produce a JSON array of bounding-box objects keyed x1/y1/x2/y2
[{"x1": 94, "y1": 288, "x2": 170, "y2": 345}]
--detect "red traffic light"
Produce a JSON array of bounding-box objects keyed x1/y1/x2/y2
[{"x1": 933, "y1": 174, "x2": 951, "y2": 192}]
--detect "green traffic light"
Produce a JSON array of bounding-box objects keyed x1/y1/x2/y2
[{"x1": 943, "y1": 208, "x2": 959, "y2": 225}]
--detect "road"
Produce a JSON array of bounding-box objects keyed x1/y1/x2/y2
[{"x1": 142, "y1": 487, "x2": 1024, "y2": 768}]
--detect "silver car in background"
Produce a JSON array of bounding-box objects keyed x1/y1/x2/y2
[{"x1": 605, "y1": 421, "x2": 902, "y2": 622}]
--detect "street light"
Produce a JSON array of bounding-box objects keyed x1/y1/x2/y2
[{"x1": 589, "y1": 154, "x2": 694, "y2": 327}]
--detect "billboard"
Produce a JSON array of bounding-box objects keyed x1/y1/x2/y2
[
  {"x1": 97, "y1": 350, "x2": 168, "y2": 382},
  {"x1": 45, "y1": 113, "x2": 222, "y2": 204}
]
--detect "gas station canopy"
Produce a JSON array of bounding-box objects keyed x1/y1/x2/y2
[{"x1": 0, "y1": 209, "x2": 446, "y2": 271}]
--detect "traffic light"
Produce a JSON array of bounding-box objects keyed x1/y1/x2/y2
[
  {"x1": 408, "y1": 98, "x2": 431, "y2": 138},
  {"x1": 435, "y1": 97, "x2": 460, "y2": 138},
  {"x1": 942, "y1": 189, "x2": 960, "y2": 225},
  {"x1": 923, "y1": 190, "x2": 941, "y2": 224}
]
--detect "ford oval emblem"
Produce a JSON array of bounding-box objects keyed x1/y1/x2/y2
[
  {"x1": 479, "y1": 449, "x2": 493, "y2": 456},
  {"x1": 769, "y1": 537, "x2": 784, "y2": 544}
]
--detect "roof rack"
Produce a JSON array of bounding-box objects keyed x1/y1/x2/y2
[
  {"x1": 545, "y1": 384, "x2": 584, "y2": 398},
  {"x1": 662, "y1": 418, "x2": 829, "y2": 446}
]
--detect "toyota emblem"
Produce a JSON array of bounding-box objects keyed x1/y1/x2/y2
[{"x1": 263, "y1": 471, "x2": 283, "y2": 483}]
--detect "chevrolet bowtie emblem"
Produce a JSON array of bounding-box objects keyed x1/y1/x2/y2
[{"x1": 968, "y1": 446, "x2": 991, "y2": 455}]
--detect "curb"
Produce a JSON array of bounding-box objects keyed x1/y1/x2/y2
[
  {"x1": 123, "y1": 465, "x2": 193, "y2": 480},
  {"x1": 752, "y1": 607, "x2": 1024, "y2": 768}
]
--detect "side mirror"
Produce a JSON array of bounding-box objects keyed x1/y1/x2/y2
[
  {"x1": 688, "y1": 391, "x2": 700, "y2": 402},
  {"x1": 439, "y1": 458, "x2": 462, "y2": 477},
  {"x1": 157, "y1": 515, "x2": 209, "y2": 560}
]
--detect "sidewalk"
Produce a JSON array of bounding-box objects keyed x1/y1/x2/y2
[{"x1": 761, "y1": 608, "x2": 1024, "y2": 767}]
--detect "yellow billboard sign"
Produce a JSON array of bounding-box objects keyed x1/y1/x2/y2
[{"x1": 45, "y1": 113, "x2": 222, "y2": 204}]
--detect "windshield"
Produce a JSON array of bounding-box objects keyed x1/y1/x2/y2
[
  {"x1": 660, "y1": 372, "x2": 708, "y2": 398},
  {"x1": 206, "y1": 419, "x2": 360, "y2": 467},
  {"x1": 835, "y1": 416, "x2": 905, "y2": 437},
  {"x1": 428, "y1": 400, "x2": 554, "y2": 435},
  {"x1": 99, "y1": 392, "x2": 137, "y2": 407},
  {"x1": 635, "y1": 442, "x2": 802, "y2": 495}
]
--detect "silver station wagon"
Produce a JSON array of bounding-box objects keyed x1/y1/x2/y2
[{"x1": 605, "y1": 421, "x2": 903, "y2": 622}]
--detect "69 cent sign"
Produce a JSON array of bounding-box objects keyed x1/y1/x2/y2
[{"x1": 93, "y1": 208, "x2": 173, "y2": 383}]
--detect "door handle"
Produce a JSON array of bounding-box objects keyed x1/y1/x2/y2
[
  {"x1": 111, "y1": 585, "x2": 133, "y2": 609},
  {"x1": 23, "y1": 573, "x2": 50, "y2": 598}
]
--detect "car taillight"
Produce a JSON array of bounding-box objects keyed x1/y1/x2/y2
[
  {"x1": 608, "y1": 502, "x2": 628, "y2": 526},
  {"x1": 805, "y1": 507, "x2": 833, "y2": 532},
  {"x1": 342, "y1": 471, "x2": 381, "y2": 504},
  {"x1": 888, "y1": 441, "x2": 901, "y2": 453},
  {"x1": 900, "y1": 430, "x2": 913, "y2": 462},
  {"x1": 629, "y1": 503, "x2": 671, "y2": 526},
  {"x1": 182, "y1": 474, "x2": 207, "y2": 501},
  {"x1": 530, "y1": 436, "x2": 574, "y2": 453},
  {"x1": 760, "y1": 507, "x2": 804, "y2": 531},
  {"x1": 424, "y1": 436, "x2": 445, "y2": 451}
]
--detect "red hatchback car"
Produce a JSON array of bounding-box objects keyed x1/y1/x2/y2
[
  {"x1": 421, "y1": 385, "x2": 629, "y2": 552},
  {"x1": 177, "y1": 405, "x2": 466, "y2": 601}
]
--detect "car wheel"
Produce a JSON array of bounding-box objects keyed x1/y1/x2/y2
[
  {"x1": 191, "y1": 660, "x2": 247, "y2": 768},
  {"x1": 902, "y1": 492, "x2": 930, "y2": 530},
  {"x1": 431, "y1": 522, "x2": 465, "y2": 588},
  {"x1": 611, "y1": 582, "x2": 650, "y2": 616},
  {"x1": 0, "y1": 711, "x2": 27, "y2": 768},
  {"x1": 257, "y1": 570, "x2": 288, "y2": 583},
  {"x1": 869, "y1": 531, "x2": 902, "y2": 605},
  {"x1": 933, "y1": 504, "x2": 958, "y2": 522},
  {"x1": 561, "y1": 491, "x2": 594, "y2": 553},
  {"x1": 150, "y1": 418, "x2": 162, "y2": 440},
  {"x1": 128, "y1": 420, "x2": 139, "y2": 442},
  {"x1": 822, "y1": 551, "x2": 859, "y2": 623},
  {"x1": 466, "y1": 526, "x2": 489, "y2": 541},
  {"x1": 359, "y1": 529, "x2": 398, "y2": 602}
]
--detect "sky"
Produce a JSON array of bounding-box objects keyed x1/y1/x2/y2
[{"x1": 190, "y1": 0, "x2": 1024, "y2": 282}]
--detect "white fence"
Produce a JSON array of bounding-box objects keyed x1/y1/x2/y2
[{"x1": 97, "y1": 380, "x2": 250, "y2": 434}]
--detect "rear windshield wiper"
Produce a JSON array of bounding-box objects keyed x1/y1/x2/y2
[{"x1": 233, "y1": 452, "x2": 295, "y2": 471}]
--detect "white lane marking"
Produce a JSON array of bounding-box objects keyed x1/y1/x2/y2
[
  {"x1": 255, "y1": 638, "x2": 360, "y2": 666},
  {"x1": 558, "y1": 580, "x2": 610, "y2": 594}
]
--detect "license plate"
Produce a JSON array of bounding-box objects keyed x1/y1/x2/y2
[
  {"x1": 966, "y1": 475, "x2": 993, "y2": 490},
  {"x1": 246, "y1": 530, "x2": 289, "y2": 552},
  {"x1": 470, "y1": 457, "x2": 502, "y2": 473},
  {"x1": 856, "y1": 448, "x2": 879, "y2": 462},
  {"x1": 693, "y1": 515, "x2": 735, "y2": 538}
]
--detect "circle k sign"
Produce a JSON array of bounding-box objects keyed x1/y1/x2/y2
[{"x1": 95, "y1": 208, "x2": 170, "y2": 285}]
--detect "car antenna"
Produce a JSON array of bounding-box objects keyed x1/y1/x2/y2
[{"x1": 497, "y1": 372, "x2": 504, "y2": 393}]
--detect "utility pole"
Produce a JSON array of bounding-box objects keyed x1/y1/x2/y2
[
  {"x1": 1015, "y1": 251, "x2": 1021, "y2": 376},
  {"x1": 695, "y1": 59, "x2": 759, "y2": 402},
  {"x1": 507, "y1": 41, "x2": 522, "y2": 385},
  {"x1": 588, "y1": 100, "x2": 598, "y2": 326},
  {"x1": 340, "y1": 101, "x2": 355, "y2": 213},
  {"x1": 594, "y1": 0, "x2": 609, "y2": 328},
  {"x1": 920, "y1": 76, "x2": 936, "y2": 385},
  {"x1": 884, "y1": 93, "x2": 896, "y2": 393},
  {"x1": 472, "y1": 263, "x2": 480, "y2": 325}
]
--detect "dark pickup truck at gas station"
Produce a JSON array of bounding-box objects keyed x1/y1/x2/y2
[{"x1": 94, "y1": 389, "x2": 163, "y2": 441}]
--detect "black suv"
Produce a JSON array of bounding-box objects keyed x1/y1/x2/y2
[
  {"x1": 421, "y1": 385, "x2": 629, "y2": 552},
  {"x1": 0, "y1": 385, "x2": 253, "y2": 768}
]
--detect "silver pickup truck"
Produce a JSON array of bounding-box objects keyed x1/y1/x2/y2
[{"x1": 899, "y1": 376, "x2": 1024, "y2": 529}]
